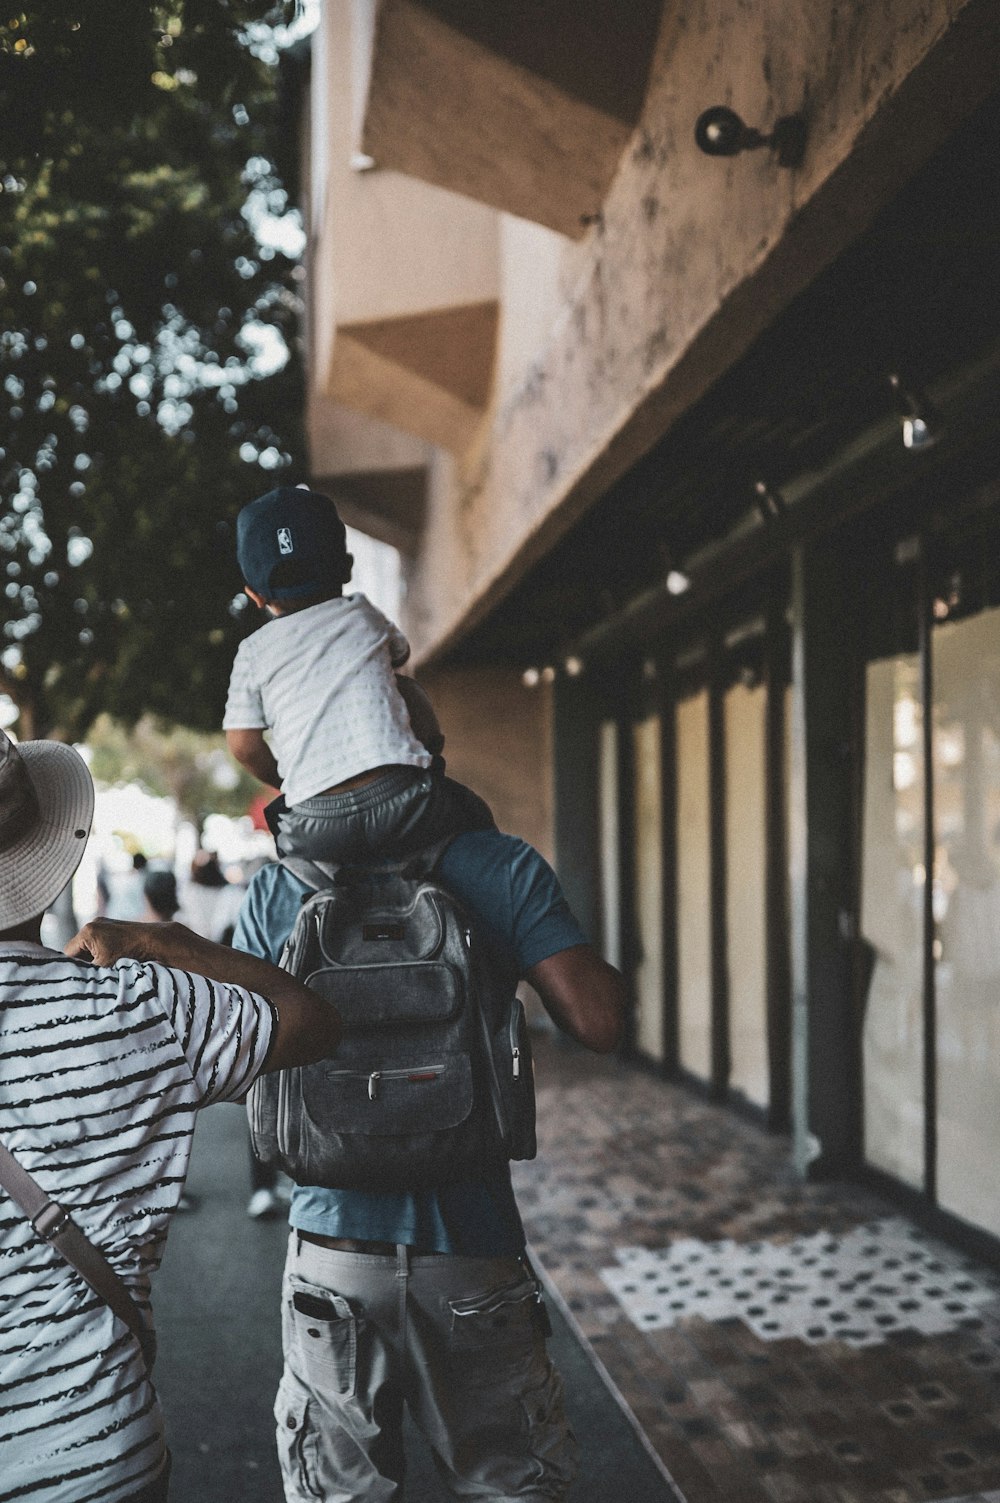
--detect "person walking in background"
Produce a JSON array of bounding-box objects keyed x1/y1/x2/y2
[
  {"x1": 99, "y1": 851, "x2": 148, "y2": 921},
  {"x1": 142, "y1": 868, "x2": 180, "y2": 923},
  {"x1": 0, "y1": 730, "x2": 343, "y2": 1503}
]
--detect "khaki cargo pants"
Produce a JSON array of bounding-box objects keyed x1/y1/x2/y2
[{"x1": 276, "y1": 1235, "x2": 579, "y2": 1502}]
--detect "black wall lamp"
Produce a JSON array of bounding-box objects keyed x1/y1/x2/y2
[
  {"x1": 695, "y1": 105, "x2": 808, "y2": 169},
  {"x1": 753, "y1": 478, "x2": 787, "y2": 523},
  {"x1": 888, "y1": 372, "x2": 941, "y2": 451}
]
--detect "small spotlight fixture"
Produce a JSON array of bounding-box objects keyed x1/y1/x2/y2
[
  {"x1": 540, "y1": 666, "x2": 556, "y2": 685},
  {"x1": 666, "y1": 569, "x2": 691, "y2": 596},
  {"x1": 695, "y1": 105, "x2": 808, "y2": 169},
  {"x1": 753, "y1": 479, "x2": 786, "y2": 523},
  {"x1": 888, "y1": 373, "x2": 941, "y2": 452},
  {"x1": 564, "y1": 655, "x2": 584, "y2": 678},
  {"x1": 522, "y1": 667, "x2": 540, "y2": 688}
]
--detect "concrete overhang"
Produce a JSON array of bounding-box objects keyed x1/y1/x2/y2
[
  {"x1": 310, "y1": 0, "x2": 501, "y2": 456},
  {"x1": 306, "y1": 395, "x2": 433, "y2": 556},
  {"x1": 361, "y1": 0, "x2": 665, "y2": 239}
]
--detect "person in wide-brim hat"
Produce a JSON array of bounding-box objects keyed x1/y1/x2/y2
[
  {"x1": 0, "y1": 729, "x2": 94, "y2": 932},
  {"x1": 0, "y1": 727, "x2": 343, "y2": 1503}
]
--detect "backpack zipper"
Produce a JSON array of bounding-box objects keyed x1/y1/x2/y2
[{"x1": 325, "y1": 1064, "x2": 446, "y2": 1102}]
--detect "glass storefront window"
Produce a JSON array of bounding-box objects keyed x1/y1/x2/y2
[
  {"x1": 725, "y1": 680, "x2": 769, "y2": 1109},
  {"x1": 632, "y1": 714, "x2": 664, "y2": 1062},
  {"x1": 598, "y1": 720, "x2": 621, "y2": 970},
  {"x1": 861, "y1": 654, "x2": 925, "y2": 1190},
  {"x1": 676, "y1": 691, "x2": 712, "y2": 1081},
  {"x1": 933, "y1": 604, "x2": 1000, "y2": 1237}
]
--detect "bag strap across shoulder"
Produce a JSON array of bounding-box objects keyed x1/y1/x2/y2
[{"x1": 0, "y1": 1137, "x2": 154, "y2": 1367}]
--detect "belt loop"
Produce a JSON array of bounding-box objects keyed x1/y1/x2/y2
[{"x1": 396, "y1": 1243, "x2": 410, "y2": 1350}]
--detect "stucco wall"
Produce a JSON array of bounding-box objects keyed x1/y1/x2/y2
[
  {"x1": 402, "y1": 0, "x2": 997, "y2": 662},
  {"x1": 417, "y1": 666, "x2": 554, "y2": 863}
]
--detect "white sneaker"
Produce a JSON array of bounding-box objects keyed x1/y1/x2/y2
[{"x1": 246, "y1": 1188, "x2": 281, "y2": 1219}]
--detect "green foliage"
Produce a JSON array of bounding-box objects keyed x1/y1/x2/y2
[
  {"x1": 88, "y1": 711, "x2": 262, "y2": 830},
  {"x1": 0, "y1": 1, "x2": 308, "y2": 738}
]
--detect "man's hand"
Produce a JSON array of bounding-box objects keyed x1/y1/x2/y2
[
  {"x1": 67, "y1": 918, "x2": 192, "y2": 968},
  {"x1": 65, "y1": 918, "x2": 341, "y2": 1073}
]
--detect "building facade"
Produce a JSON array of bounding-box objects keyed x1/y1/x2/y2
[{"x1": 301, "y1": 0, "x2": 1000, "y2": 1254}]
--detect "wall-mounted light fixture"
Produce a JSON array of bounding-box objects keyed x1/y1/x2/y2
[
  {"x1": 522, "y1": 665, "x2": 556, "y2": 688},
  {"x1": 564, "y1": 655, "x2": 584, "y2": 678},
  {"x1": 888, "y1": 373, "x2": 941, "y2": 451},
  {"x1": 666, "y1": 569, "x2": 691, "y2": 596},
  {"x1": 753, "y1": 479, "x2": 786, "y2": 523},
  {"x1": 695, "y1": 105, "x2": 808, "y2": 170}
]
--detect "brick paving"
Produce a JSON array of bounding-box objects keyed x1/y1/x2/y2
[{"x1": 514, "y1": 1034, "x2": 1000, "y2": 1503}]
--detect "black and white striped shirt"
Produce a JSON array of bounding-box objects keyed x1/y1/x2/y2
[{"x1": 0, "y1": 941, "x2": 274, "y2": 1503}]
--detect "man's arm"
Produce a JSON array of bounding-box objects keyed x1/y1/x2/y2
[
  {"x1": 66, "y1": 918, "x2": 339, "y2": 1072},
  {"x1": 226, "y1": 727, "x2": 281, "y2": 790},
  {"x1": 525, "y1": 944, "x2": 626, "y2": 1054}
]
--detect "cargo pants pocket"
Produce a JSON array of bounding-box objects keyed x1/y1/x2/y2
[
  {"x1": 446, "y1": 1273, "x2": 541, "y2": 1377},
  {"x1": 287, "y1": 1276, "x2": 360, "y2": 1399},
  {"x1": 518, "y1": 1361, "x2": 580, "y2": 1495},
  {"x1": 274, "y1": 1372, "x2": 323, "y2": 1502}
]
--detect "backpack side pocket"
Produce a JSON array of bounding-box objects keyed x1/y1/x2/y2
[{"x1": 493, "y1": 997, "x2": 537, "y2": 1162}]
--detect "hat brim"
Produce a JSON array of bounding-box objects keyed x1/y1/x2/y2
[{"x1": 0, "y1": 741, "x2": 95, "y2": 930}]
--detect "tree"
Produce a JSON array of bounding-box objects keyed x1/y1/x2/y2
[
  {"x1": 87, "y1": 712, "x2": 263, "y2": 839},
  {"x1": 0, "y1": 1, "x2": 308, "y2": 739}
]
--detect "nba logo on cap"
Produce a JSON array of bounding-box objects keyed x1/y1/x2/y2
[{"x1": 277, "y1": 527, "x2": 294, "y2": 555}]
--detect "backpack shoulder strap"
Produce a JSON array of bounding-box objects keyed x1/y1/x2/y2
[
  {"x1": 279, "y1": 855, "x2": 341, "y2": 892},
  {"x1": 280, "y1": 836, "x2": 456, "y2": 893}
]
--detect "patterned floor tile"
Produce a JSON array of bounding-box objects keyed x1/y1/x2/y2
[
  {"x1": 600, "y1": 1220, "x2": 1000, "y2": 1346},
  {"x1": 516, "y1": 1034, "x2": 1000, "y2": 1503}
]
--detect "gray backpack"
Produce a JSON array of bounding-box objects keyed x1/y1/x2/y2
[{"x1": 247, "y1": 855, "x2": 536, "y2": 1191}]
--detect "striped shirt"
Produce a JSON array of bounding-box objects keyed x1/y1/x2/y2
[
  {"x1": 223, "y1": 593, "x2": 431, "y2": 806},
  {"x1": 0, "y1": 941, "x2": 274, "y2": 1503}
]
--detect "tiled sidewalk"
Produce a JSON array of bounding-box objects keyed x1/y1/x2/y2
[{"x1": 513, "y1": 1035, "x2": 1000, "y2": 1503}]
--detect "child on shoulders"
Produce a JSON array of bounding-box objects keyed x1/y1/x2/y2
[{"x1": 223, "y1": 486, "x2": 493, "y2": 865}]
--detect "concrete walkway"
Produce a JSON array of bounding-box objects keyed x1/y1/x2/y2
[
  {"x1": 514, "y1": 1034, "x2": 1000, "y2": 1503},
  {"x1": 153, "y1": 1101, "x2": 673, "y2": 1501},
  {"x1": 151, "y1": 1033, "x2": 1000, "y2": 1502}
]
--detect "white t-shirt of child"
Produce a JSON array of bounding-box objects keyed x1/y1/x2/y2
[{"x1": 223, "y1": 593, "x2": 432, "y2": 806}]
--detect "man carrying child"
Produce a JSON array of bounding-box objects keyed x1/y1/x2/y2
[{"x1": 226, "y1": 486, "x2": 627, "y2": 1501}]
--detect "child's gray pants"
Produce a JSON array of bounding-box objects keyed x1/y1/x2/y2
[{"x1": 269, "y1": 767, "x2": 494, "y2": 865}]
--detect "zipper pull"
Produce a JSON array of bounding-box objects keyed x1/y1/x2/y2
[
  {"x1": 368, "y1": 1071, "x2": 381, "y2": 1102},
  {"x1": 512, "y1": 1046, "x2": 521, "y2": 1080},
  {"x1": 463, "y1": 928, "x2": 472, "y2": 949}
]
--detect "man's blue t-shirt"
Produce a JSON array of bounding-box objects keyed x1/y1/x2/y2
[{"x1": 232, "y1": 831, "x2": 586, "y2": 1256}]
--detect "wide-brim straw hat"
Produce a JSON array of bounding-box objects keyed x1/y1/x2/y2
[{"x1": 0, "y1": 730, "x2": 94, "y2": 931}]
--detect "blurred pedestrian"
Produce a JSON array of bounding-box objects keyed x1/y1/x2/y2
[
  {"x1": 178, "y1": 849, "x2": 232, "y2": 940},
  {"x1": 142, "y1": 868, "x2": 180, "y2": 923},
  {"x1": 101, "y1": 852, "x2": 148, "y2": 921}
]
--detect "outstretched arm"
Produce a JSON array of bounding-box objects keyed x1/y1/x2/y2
[
  {"x1": 525, "y1": 945, "x2": 626, "y2": 1054},
  {"x1": 226, "y1": 727, "x2": 281, "y2": 790},
  {"x1": 66, "y1": 918, "x2": 339, "y2": 1072}
]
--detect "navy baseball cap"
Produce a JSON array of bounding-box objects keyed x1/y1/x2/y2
[{"x1": 236, "y1": 486, "x2": 348, "y2": 601}]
